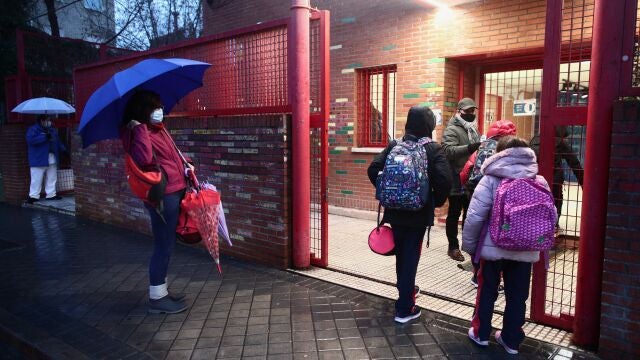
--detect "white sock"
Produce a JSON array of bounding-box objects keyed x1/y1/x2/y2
[{"x1": 149, "y1": 283, "x2": 168, "y2": 300}]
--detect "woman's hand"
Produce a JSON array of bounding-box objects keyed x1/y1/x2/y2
[{"x1": 127, "y1": 120, "x2": 142, "y2": 129}]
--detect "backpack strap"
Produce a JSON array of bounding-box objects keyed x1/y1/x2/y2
[{"x1": 426, "y1": 226, "x2": 431, "y2": 248}]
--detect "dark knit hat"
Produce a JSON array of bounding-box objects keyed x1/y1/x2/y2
[{"x1": 405, "y1": 106, "x2": 435, "y2": 138}]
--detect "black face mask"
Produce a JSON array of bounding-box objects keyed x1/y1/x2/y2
[{"x1": 461, "y1": 113, "x2": 476, "y2": 122}]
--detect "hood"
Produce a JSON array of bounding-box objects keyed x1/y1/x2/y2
[
  {"x1": 487, "y1": 119, "x2": 516, "y2": 138},
  {"x1": 481, "y1": 146, "x2": 538, "y2": 179},
  {"x1": 405, "y1": 106, "x2": 435, "y2": 138}
]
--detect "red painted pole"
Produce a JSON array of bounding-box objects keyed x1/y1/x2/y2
[
  {"x1": 290, "y1": 0, "x2": 311, "y2": 268},
  {"x1": 531, "y1": 0, "x2": 563, "y2": 323},
  {"x1": 572, "y1": 0, "x2": 624, "y2": 347}
]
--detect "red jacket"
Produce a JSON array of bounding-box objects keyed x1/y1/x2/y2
[{"x1": 121, "y1": 122, "x2": 187, "y2": 195}]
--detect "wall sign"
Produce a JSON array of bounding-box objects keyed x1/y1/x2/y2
[{"x1": 513, "y1": 99, "x2": 537, "y2": 116}]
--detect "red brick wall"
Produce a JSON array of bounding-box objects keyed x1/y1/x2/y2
[
  {"x1": 203, "y1": 0, "x2": 549, "y2": 213},
  {"x1": 599, "y1": 100, "x2": 640, "y2": 359},
  {"x1": 73, "y1": 115, "x2": 292, "y2": 269},
  {"x1": 0, "y1": 124, "x2": 29, "y2": 205}
]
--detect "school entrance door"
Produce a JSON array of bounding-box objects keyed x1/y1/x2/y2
[{"x1": 475, "y1": 61, "x2": 587, "y2": 330}]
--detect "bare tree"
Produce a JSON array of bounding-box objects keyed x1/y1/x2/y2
[
  {"x1": 43, "y1": 0, "x2": 60, "y2": 37},
  {"x1": 113, "y1": 0, "x2": 204, "y2": 50}
]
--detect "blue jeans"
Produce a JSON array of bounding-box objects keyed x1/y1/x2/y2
[
  {"x1": 145, "y1": 190, "x2": 184, "y2": 286},
  {"x1": 392, "y1": 225, "x2": 426, "y2": 316}
]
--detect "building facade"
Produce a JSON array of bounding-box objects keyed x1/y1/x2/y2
[
  {"x1": 203, "y1": 0, "x2": 550, "y2": 214},
  {"x1": 29, "y1": 0, "x2": 115, "y2": 43}
]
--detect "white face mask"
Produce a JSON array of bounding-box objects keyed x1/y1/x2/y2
[{"x1": 150, "y1": 108, "x2": 164, "y2": 124}]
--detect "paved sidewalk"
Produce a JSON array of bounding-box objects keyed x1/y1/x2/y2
[{"x1": 0, "y1": 204, "x2": 599, "y2": 359}]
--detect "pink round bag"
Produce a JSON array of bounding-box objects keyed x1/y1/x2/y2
[{"x1": 368, "y1": 225, "x2": 395, "y2": 256}]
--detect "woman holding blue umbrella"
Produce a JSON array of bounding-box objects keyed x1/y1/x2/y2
[{"x1": 121, "y1": 90, "x2": 193, "y2": 314}]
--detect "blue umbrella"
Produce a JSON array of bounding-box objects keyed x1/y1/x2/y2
[{"x1": 78, "y1": 58, "x2": 211, "y2": 148}]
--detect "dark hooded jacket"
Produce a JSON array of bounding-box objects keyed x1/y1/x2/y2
[
  {"x1": 367, "y1": 106, "x2": 452, "y2": 228},
  {"x1": 529, "y1": 127, "x2": 584, "y2": 186}
]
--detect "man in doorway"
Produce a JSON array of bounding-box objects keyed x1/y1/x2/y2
[
  {"x1": 441, "y1": 98, "x2": 482, "y2": 262},
  {"x1": 529, "y1": 126, "x2": 584, "y2": 232},
  {"x1": 25, "y1": 115, "x2": 66, "y2": 203}
]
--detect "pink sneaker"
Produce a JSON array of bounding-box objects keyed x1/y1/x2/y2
[
  {"x1": 495, "y1": 330, "x2": 519, "y2": 354},
  {"x1": 467, "y1": 327, "x2": 488, "y2": 346}
]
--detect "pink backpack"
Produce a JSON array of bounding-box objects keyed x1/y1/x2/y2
[{"x1": 489, "y1": 178, "x2": 557, "y2": 251}]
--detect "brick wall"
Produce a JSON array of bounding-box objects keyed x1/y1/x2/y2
[
  {"x1": 73, "y1": 115, "x2": 292, "y2": 269},
  {"x1": 203, "y1": 0, "x2": 548, "y2": 213},
  {"x1": 0, "y1": 124, "x2": 29, "y2": 205},
  {"x1": 600, "y1": 100, "x2": 640, "y2": 358}
]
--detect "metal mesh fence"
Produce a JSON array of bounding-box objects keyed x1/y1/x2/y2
[
  {"x1": 557, "y1": 0, "x2": 592, "y2": 107},
  {"x1": 75, "y1": 20, "x2": 292, "y2": 117},
  {"x1": 310, "y1": 127, "x2": 323, "y2": 265}
]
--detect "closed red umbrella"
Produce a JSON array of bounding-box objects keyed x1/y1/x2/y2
[{"x1": 182, "y1": 173, "x2": 223, "y2": 273}]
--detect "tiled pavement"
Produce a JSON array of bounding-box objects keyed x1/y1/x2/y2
[
  {"x1": 0, "y1": 204, "x2": 600, "y2": 359},
  {"x1": 295, "y1": 214, "x2": 579, "y2": 347}
]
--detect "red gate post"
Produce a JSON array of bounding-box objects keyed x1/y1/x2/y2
[
  {"x1": 572, "y1": 0, "x2": 625, "y2": 347},
  {"x1": 290, "y1": 0, "x2": 311, "y2": 268},
  {"x1": 531, "y1": 0, "x2": 563, "y2": 324}
]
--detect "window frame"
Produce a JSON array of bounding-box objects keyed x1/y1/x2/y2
[{"x1": 355, "y1": 65, "x2": 397, "y2": 148}]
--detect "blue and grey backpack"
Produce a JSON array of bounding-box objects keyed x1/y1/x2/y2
[
  {"x1": 465, "y1": 137, "x2": 498, "y2": 193},
  {"x1": 375, "y1": 137, "x2": 431, "y2": 210}
]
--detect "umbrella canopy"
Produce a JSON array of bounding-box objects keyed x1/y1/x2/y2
[
  {"x1": 12, "y1": 97, "x2": 75, "y2": 115},
  {"x1": 78, "y1": 58, "x2": 211, "y2": 148}
]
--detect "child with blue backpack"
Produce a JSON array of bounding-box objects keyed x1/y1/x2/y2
[
  {"x1": 462, "y1": 136, "x2": 556, "y2": 354},
  {"x1": 368, "y1": 106, "x2": 451, "y2": 323},
  {"x1": 459, "y1": 119, "x2": 516, "y2": 289}
]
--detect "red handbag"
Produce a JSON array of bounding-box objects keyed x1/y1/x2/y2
[
  {"x1": 176, "y1": 176, "x2": 221, "y2": 245},
  {"x1": 124, "y1": 154, "x2": 166, "y2": 206},
  {"x1": 123, "y1": 125, "x2": 166, "y2": 205},
  {"x1": 176, "y1": 187, "x2": 203, "y2": 244}
]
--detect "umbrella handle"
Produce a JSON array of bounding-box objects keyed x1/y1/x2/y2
[{"x1": 187, "y1": 169, "x2": 199, "y2": 188}]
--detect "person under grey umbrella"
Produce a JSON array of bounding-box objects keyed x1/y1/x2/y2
[{"x1": 25, "y1": 115, "x2": 66, "y2": 203}]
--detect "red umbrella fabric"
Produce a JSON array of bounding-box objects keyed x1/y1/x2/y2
[
  {"x1": 182, "y1": 175, "x2": 222, "y2": 272},
  {"x1": 201, "y1": 183, "x2": 231, "y2": 246}
]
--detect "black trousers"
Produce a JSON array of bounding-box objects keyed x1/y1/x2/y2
[
  {"x1": 553, "y1": 182, "x2": 563, "y2": 225},
  {"x1": 391, "y1": 225, "x2": 426, "y2": 316},
  {"x1": 446, "y1": 194, "x2": 469, "y2": 250}
]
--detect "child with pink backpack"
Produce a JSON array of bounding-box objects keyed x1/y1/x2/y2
[{"x1": 462, "y1": 136, "x2": 556, "y2": 354}]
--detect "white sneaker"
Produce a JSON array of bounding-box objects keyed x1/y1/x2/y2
[
  {"x1": 495, "y1": 330, "x2": 519, "y2": 354},
  {"x1": 467, "y1": 327, "x2": 488, "y2": 346},
  {"x1": 394, "y1": 306, "x2": 421, "y2": 324}
]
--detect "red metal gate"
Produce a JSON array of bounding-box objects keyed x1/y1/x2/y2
[
  {"x1": 533, "y1": 0, "x2": 592, "y2": 330},
  {"x1": 309, "y1": 12, "x2": 330, "y2": 267}
]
